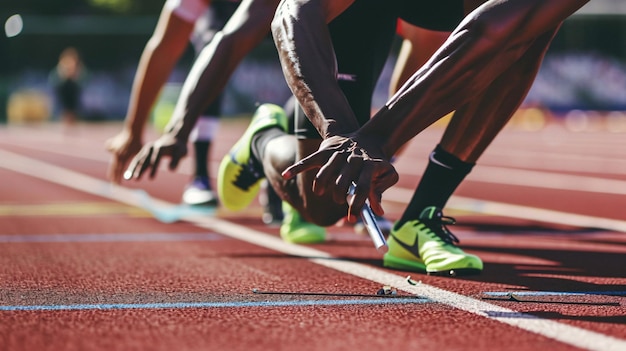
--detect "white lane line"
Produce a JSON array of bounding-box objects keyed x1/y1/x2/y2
[
  {"x1": 7, "y1": 148, "x2": 625, "y2": 233},
  {"x1": 468, "y1": 165, "x2": 626, "y2": 195},
  {"x1": 4, "y1": 138, "x2": 626, "y2": 231},
  {"x1": 383, "y1": 187, "x2": 626, "y2": 233},
  {"x1": 0, "y1": 233, "x2": 223, "y2": 243},
  {"x1": 396, "y1": 159, "x2": 626, "y2": 195},
  {"x1": 4, "y1": 129, "x2": 626, "y2": 192},
  {"x1": 449, "y1": 196, "x2": 626, "y2": 232},
  {"x1": 1, "y1": 149, "x2": 625, "y2": 351},
  {"x1": 482, "y1": 149, "x2": 626, "y2": 175}
]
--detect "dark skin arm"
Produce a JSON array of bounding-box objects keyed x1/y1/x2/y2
[
  {"x1": 105, "y1": 4, "x2": 197, "y2": 184},
  {"x1": 125, "y1": 0, "x2": 281, "y2": 181},
  {"x1": 367, "y1": 0, "x2": 589, "y2": 157},
  {"x1": 272, "y1": 0, "x2": 397, "y2": 216},
  {"x1": 275, "y1": 0, "x2": 589, "y2": 218},
  {"x1": 272, "y1": 0, "x2": 359, "y2": 139}
]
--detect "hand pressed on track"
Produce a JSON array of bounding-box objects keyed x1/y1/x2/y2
[
  {"x1": 282, "y1": 134, "x2": 398, "y2": 219},
  {"x1": 123, "y1": 133, "x2": 187, "y2": 181},
  {"x1": 105, "y1": 130, "x2": 143, "y2": 184}
]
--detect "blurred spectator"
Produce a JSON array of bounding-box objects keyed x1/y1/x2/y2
[
  {"x1": 49, "y1": 47, "x2": 86, "y2": 125},
  {"x1": 526, "y1": 52, "x2": 626, "y2": 111}
]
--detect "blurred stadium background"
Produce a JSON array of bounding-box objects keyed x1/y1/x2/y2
[{"x1": 1, "y1": 0, "x2": 626, "y2": 131}]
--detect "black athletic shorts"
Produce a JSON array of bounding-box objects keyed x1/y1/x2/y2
[
  {"x1": 294, "y1": 0, "x2": 464, "y2": 139},
  {"x1": 394, "y1": 0, "x2": 465, "y2": 32}
]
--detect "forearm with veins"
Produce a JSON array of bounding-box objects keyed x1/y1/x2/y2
[
  {"x1": 359, "y1": 0, "x2": 589, "y2": 158},
  {"x1": 272, "y1": 0, "x2": 360, "y2": 139},
  {"x1": 166, "y1": 0, "x2": 277, "y2": 142}
]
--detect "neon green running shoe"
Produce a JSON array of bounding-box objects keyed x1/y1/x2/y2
[
  {"x1": 280, "y1": 202, "x2": 326, "y2": 244},
  {"x1": 218, "y1": 104, "x2": 288, "y2": 211},
  {"x1": 383, "y1": 206, "x2": 483, "y2": 276}
]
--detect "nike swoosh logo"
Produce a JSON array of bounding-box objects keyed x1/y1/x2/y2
[
  {"x1": 389, "y1": 232, "x2": 421, "y2": 258},
  {"x1": 429, "y1": 152, "x2": 453, "y2": 170}
]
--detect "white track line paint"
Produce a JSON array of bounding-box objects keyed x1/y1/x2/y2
[
  {"x1": 469, "y1": 165, "x2": 626, "y2": 195},
  {"x1": 384, "y1": 187, "x2": 626, "y2": 233},
  {"x1": 483, "y1": 150, "x2": 626, "y2": 175},
  {"x1": 0, "y1": 233, "x2": 223, "y2": 243},
  {"x1": 2, "y1": 149, "x2": 626, "y2": 351},
  {"x1": 4, "y1": 130, "x2": 626, "y2": 193},
  {"x1": 397, "y1": 160, "x2": 626, "y2": 195}
]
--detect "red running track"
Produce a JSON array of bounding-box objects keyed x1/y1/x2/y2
[{"x1": 0, "y1": 120, "x2": 625, "y2": 351}]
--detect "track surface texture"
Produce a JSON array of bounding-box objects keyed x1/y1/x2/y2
[{"x1": 1, "y1": 118, "x2": 625, "y2": 351}]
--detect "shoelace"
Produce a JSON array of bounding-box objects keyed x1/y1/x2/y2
[{"x1": 418, "y1": 215, "x2": 460, "y2": 245}]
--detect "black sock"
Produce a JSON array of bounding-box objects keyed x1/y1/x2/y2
[
  {"x1": 193, "y1": 140, "x2": 211, "y2": 178},
  {"x1": 397, "y1": 144, "x2": 474, "y2": 227},
  {"x1": 251, "y1": 127, "x2": 285, "y2": 175}
]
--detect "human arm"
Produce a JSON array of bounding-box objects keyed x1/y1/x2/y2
[
  {"x1": 162, "y1": 0, "x2": 282, "y2": 144},
  {"x1": 271, "y1": 0, "x2": 359, "y2": 139},
  {"x1": 363, "y1": 0, "x2": 589, "y2": 158},
  {"x1": 106, "y1": 3, "x2": 197, "y2": 183},
  {"x1": 272, "y1": 0, "x2": 399, "y2": 215},
  {"x1": 124, "y1": 0, "x2": 282, "y2": 181},
  {"x1": 282, "y1": 0, "x2": 589, "y2": 215}
]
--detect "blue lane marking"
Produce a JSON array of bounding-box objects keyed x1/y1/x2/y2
[
  {"x1": 484, "y1": 291, "x2": 626, "y2": 297},
  {"x1": 0, "y1": 298, "x2": 429, "y2": 311},
  {"x1": 0, "y1": 233, "x2": 223, "y2": 243}
]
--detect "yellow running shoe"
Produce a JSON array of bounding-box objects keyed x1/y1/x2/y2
[
  {"x1": 217, "y1": 104, "x2": 288, "y2": 211},
  {"x1": 280, "y1": 202, "x2": 326, "y2": 244},
  {"x1": 383, "y1": 206, "x2": 483, "y2": 276}
]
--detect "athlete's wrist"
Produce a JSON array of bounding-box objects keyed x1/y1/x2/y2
[{"x1": 164, "y1": 118, "x2": 191, "y2": 144}]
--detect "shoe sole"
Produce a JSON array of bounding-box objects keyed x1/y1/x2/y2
[
  {"x1": 183, "y1": 199, "x2": 218, "y2": 207},
  {"x1": 280, "y1": 233, "x2": 326, "y2": 244},
  {"x1": 280, "y1": 223, "x2": 326, "y2": 244},
  {"x1": 280, "y1": 202, "x2": 326, "y2": 244},
  {"x1": 182, "y1": 191, "x2": 218, "y2": 206},
  {"x1": 382, "y1": 253, "x2": 427, "y2": 273},
  {"x1": 383, "y1": 253, "x2": 483, "y2": 276}
]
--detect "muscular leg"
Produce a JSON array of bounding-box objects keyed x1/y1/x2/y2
[
  {"x1": 383, "y1": 1, "x2": 561, "y2": 224},
  {"x1": 185, "y1": 112, "x2": 220, "y2": 205},
  {"x1": 439, "y1": 27, "x2": 558, "y2": 163},
  {"x1": 388, "y1": 23, "x2": 451, "y2": 158},
  {"x1": 380, "y1": 1, "x2": 560, "y2": 274},
  {"x1": 261, "y1": 0, "x2": 398, "y2": 227},
  {"x1": 250, "y1": 122, "x2": 348, "y2": 227},
  {"x1": 389, "y1": 22, "x2": 450, "y2": 97},
  {"x1": 398, "y1": 26, "x2": 559, "y2": 225},
  {"x1": 372, "y1": 1, "x2": 588, "y2": 159}
]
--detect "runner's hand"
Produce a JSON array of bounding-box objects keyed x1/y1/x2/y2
[
  {"x1": 123, "y1": 133, "x2": 187, "y2": 181},
  {"x1": 105, "y1": 130, "x2": 143, "y2": 184},
  {"x1": 282, "y1": 134, "x2": 398, "y2": 218}
]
